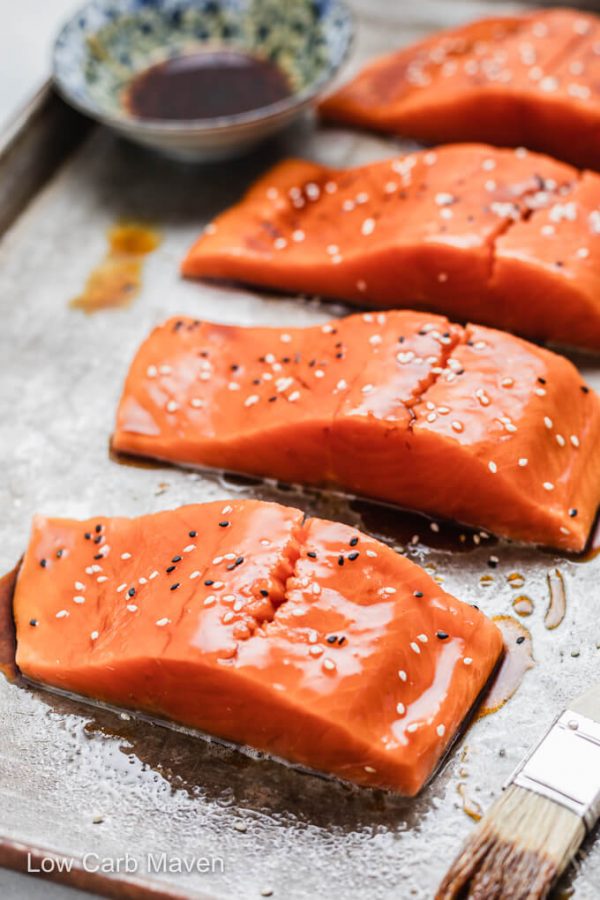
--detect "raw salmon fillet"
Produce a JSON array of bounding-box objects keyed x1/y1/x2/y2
[
  {"x1": 182, "y1": 145, "x2": 600, "y2": 351},
  {"x1": 112, "y1": 313, "x2": 600, "y2": 552},
  {"x1": 13, "y1": 500, "x2": 503, "y2": 796},
  {"x1": 320, "y1": 9, "x2": 600, "y2": 171}
]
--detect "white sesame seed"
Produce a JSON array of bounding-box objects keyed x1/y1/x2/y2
[
  {"x1": 463, "y1": 657, "x2": 473, "y2": 665},
  {"x1": 116, "y1": 583, "x2": 127, "y2": 593},
  {"x1": 366, "y1": 549, "x2": 377, "y2": 558},
  {"x1": 292, "y1": 230, "x2": 305, "y2": 242},
  {"x1": 146, "y1": 365, "x2": 157, "y2": 378},
  {"x1": 183, "y1": 544, "x2": 196, "y2": 553},
  {"x1": 203, "y1": 595, "x2": 216, "y2": 606},
  {"x1": 361, "y1": 218, "x2": 376, "y2": 236},
  {"x1": 155, "y1": 618, "x2": 170, "y2": 627},
  {"x1": 407, "y1": 723, "x2": 419, "y2": 733},
  {"x1": 544, "y1": 416, "x2": 553, "y2": 429},
  {"x1": 364, "y1": 765, "x2": 376, "y2": 773},
  {"x1": 436, "y1": 724, "x2": 446, "y2": 737},
  {"x1": 166, "y1": 400, "x2": 179, "y2": 413},
  {"x1": 138, "y1": 577, "x2": 147, "y2": 585},
  {"x1": 535, "y1": 387, "x2": 547, "y2": 396},
  {"x1": 74, "y1": 581, "x2": 85, "y2": 591},
  {"x1": 127, "y1": 604, "x2": 138, "y2": 612},
  {"x1": 543, "y1": 482, "x2": 555, "y2": 491},
  {"x1": 72, "y1": 596, "x2": 85, "y2": 605},
  {"x1": 288, "y1": 391, "x2": 300, "y2": 402},
  {"x1": 571, "y1": 435, "x2": 580, "y2": 448},
  {"x1": 519, "y1": 458, "x2": 528, "y2": 467},
  {"x1": 410, "y1": 642, "x2": 421, "y2": 654},
  {"x1": 398, "y1": 670, "x2": 407, "y2": 682},
  {"x1": 120, "y1": 552, "x2": 132, "y2": 560},
  {"x1": 97, "y1": 575, "x2": 108, "y2": 583},
  {"x1": 488, "y1": 461, "x2": 497, "y2": 474},
  {"x1": 451, "y1": 421, "x2": 464, "y2": 433},
  {"x1": 396, "y1": 703, "x2": 406, "y2": 715},
  {"x1": 149, "y1": 570, "x2": 159, "y2": 580},
  {"x1": 417, "y1": 634, "x2": 428, "y2": 643},
  {"x1": 90, "y1": 630, "x2": 99, "y2": 641},
  {"x1": 556, "y1": 434, "x2": 566, "y2": 447},
  {"x1": 274, "y1": 237, "x2": 287, "y2": 250},
  {"x1": 56, "y1": 610, "x2": 69, "y2": 619},
  {"x1": 322, "y1": 658, "x2": 336, "y2": 672},
  {"x1": 244, "y1": 395, "x2": 259, "y2": 408}
]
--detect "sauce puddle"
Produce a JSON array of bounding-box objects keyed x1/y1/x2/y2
[
  {"x1": 478, "y1": 616, "x2": 534, "y2": 717},
  {"x1": 70, "y1": 222, "x2": 161, "y2": 313},
  {"x1": 124, "y1": 50, "x2": 292, "y2": 121},
  {"x1": 545, "y1": 568, "x2": 567, "y2": 630},
  {"x1": 512, "y1": 594, "x2": 534, "y2": 617}
]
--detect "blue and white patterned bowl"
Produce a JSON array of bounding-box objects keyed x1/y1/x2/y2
[{"x1": 53, "y1": 0, "x2": 353, "y2": 161}]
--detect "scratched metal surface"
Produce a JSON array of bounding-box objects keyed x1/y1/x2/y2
[{"x1": 2, "y1": 1, "x2": 600, "y2": 898}]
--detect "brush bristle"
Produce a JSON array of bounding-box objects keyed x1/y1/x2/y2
[{"x1": 436, "y1": 784, "x2": 585, "y2": 900}]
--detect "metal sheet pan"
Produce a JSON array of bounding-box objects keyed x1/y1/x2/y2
[{"x1": 1, "y1": 1, "x2": 600, "y2": 897}]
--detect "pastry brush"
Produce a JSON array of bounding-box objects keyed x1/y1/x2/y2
[{"x1": 437, "y1": 684, "x2": 600, "y2": 900}]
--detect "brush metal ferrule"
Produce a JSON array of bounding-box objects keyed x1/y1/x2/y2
[{"x1": 507, "y1": 710, "x2": 600, "y2": 831}]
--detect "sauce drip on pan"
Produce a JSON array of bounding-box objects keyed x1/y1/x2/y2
[
  {"x1": 70, "y1": 223, "x2": 160, "y2": 313},
  {"x1": 545, "y1": 568, "x2": 567, "y2": 630},
  {"x1": 478, "y1": 616, "x2": 534, "y2": 717},
  {"x1": 124, "y1": 51, "x2": 292, "y2": 121}
]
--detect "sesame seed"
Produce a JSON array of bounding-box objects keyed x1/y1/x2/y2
[
  {"x1": 543, "y1": 482, "x2": 555, "y2": 491},
  {"x1": 116, "y1": 583, "x2": 127, "y2": 593},
  {"x1": 364, "y1": 765, "x2": 376, "y2": 773},
  {"x1": 463, "y1": 657, "x2": 473, "y2": 665},
  {"x1": 90, "y1": 631, "x2": 99, "y2": 641},
  {"x1": 166, "y1": 400, "x2": 179, "y2": 413},
  {"x1": 518, "y1": 458, "x2": 528, "y2": 467},
  {"x1": 56, "y1": 610, "x2": 69, "y2": 619},
  {"x1": 361, "y1": 218, "x2": 376, "y2": 236},
  {"x1": 74, "y1": 581, "x2": 85, "y2": 591},
  {"x1": 183, "y1": 544, "x2": 196, "y2": 553},
  {"x1": 407, "y1": 723, "x2": 419, "y2": 733},
  {"x1": 219, "y1": 521, "x2": 230, "y2": 528},
  {"x1": 128, "y1": 587, "x2": 136, "y2": 597},
  {"x1": 410, "y1": 642, "x2": 421, "y2": 654},
  {"x1": 436, "y1": 724, "x2": 446, "y2": 737},
  {"x1": 170, "y1": 583, "x2": 180, "y2": 591},
  {"x1": 417, "y1": 634, "x2": 428, "y2": 643},
  {"x1": 396, "y1": 703, "x2": 406, "y2": 716},
  {"x1": 127, "y1": 604, "x2": 138, "y2": 612},
  {"x1": 97, "y1": 576, "x2": 108, "y2": 583},
  {"x1": 398, "y1": 670, "x2": 407, "y2": 681},
  {"x1": 120, "y1": 552, "x2": 132, "y2": 560},
  {"x1": 544, "y1": 416, "x2": 553, "y2": 429},
  {"x1": 436, "y1": 631, "x2": 449, "y2": 640},
  {"x1": 155, "y1": 618, "x2": 170, "y2": 627},
  {"x1": 149, "y1": 571, "x2": 159, "y2": 580},
  {"x1": 146, "y1": 365, "x2": 157, "y2": 378},
  {"x1": 571, "y1": 435, "x2": 580, "y2": 448},
  {"x1": 244, "y1": 395, "x2": 259, "y2": 408},
  {"x1": 322, "y1": 658, "x2": 336, "y2": 672},
  {"x1": 72, "y1": 596, "x2": 85, "y2": 605},
  {"x1": 488, "y1": 461, "x2": 497, "y2": 474}
]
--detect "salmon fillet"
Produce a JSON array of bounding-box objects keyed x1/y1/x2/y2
[
  {"x1": 13, "y1": 500, "x2": 503, "y2": 796},
  {"x1": 112, "y1": 312, "x2": 600, "y2": 552},
  {"x1": 319, "y1": 9, "x2": 600, "y2": 171},
  {"x1": 181, "y1": 145, "x2": 600, "y2": 351}
]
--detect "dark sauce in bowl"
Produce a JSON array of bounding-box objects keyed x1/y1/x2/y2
[{"x1": 125, "y1": 50, "x2": 293, "y2": 121}]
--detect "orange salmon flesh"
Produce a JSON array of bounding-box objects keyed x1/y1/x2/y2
[
  {"x1": 13, "y1": 500, "x2": 503, "y2": 796},
  {"x1": 320, "y1": 9, "x2": 600, "y2": 171},
  {"x1": 113, "y1": 312, "x2": 600, "y2": 552},
  {"x1": 181, "y1": 144, "x2": 600, "y2": 351}
]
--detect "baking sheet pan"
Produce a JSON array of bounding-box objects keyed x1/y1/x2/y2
[{"x1": 2, "y1": 1, "x2": 600, "y2": 897}]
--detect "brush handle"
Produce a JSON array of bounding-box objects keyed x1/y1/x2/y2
[{"x1": 507, "y1": 710, "x2": 600, "y2": 831}]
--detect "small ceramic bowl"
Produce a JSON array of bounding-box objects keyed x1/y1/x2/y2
[{"x1": 53, "y1": 0, "x2": 353, "y2": 161}]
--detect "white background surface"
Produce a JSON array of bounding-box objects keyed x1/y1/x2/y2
[{"x1": 0, "y1": 0, "x2": 80, "y2": 132}]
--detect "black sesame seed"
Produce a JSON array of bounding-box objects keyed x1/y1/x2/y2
[
  {"x1": 335, "y1": 352, "x2": 344, "y2": 359},
  {"x1": 204, "y1": 579, "x2": 214, "y2": 586},
  {"x1": 268, "y1": 396, "x2": 277, "y2": 403},
  {"x1": 516, "y1": 636, "x2": 525, "y2": 645},
  {"x1": 436, "y1": 631, "x2": 449, "y2": 640},
  {"x1": 338, "y1": 636, "x2": 346, "y2": 646},
  {"x1": 414, "y1": 590, "x2": 423, "y2": 598},
  {"x1": 235, "y1": 557, "x2": 244, "y2": 566},
  {"x1": 166, "y1": 565, "x2": 176, "y2": 573},
  {"x1": 488, "y1": 557, "x2": 498, "y2": 569},
  {"x1": 40, "y1": 559, "x2": 47, "y2": 568},
  {"x1": 260, "y1": 589, "x2": 269, "y2": 598},
  {"x1": 398, "y1": 336, "x2": 405, "y2": 343},
  {"x1": 84, "y1": 532, "x2": 91, "y2": 540},
  {"x1": 349, "y1": 537, "x2": 359, "y2": 547},
  {"x1": 188, "y1": 530, "x2": 197, "y2": 538},
  {"x1": 95, "y1": 524, "x2": 102, "y2": 533},
  {"x1": 326, "y1": 635, "x2": 337, "y2": 644},
  {"x1": 93, "y1": 553, "x2": 103, "y2": 560},
  {"x1": 170, "y1": 583, "x2": 180, "y2": 591},
  {"x1": 128, "y1": 588, "x2": 136, "y2": 597},
  {"x1": 56, "y1": 549, "x2": 64, "y2": 558},
  {"x1": 172, "y1": 555, "x2": 182, "y2": 563},
  {"x1": 569, "y1": 508, "x2": 578, "y2": 518},
  {"x1": 93, "y1": 535, "x2": 103, "y2": 544},
  {"x1": 307, "y1": 551, "x2": 317, "y2": 559},
  {"x1": 471, "y1": 604, "x2": 479, "y2": 610},
  {"x1": 582, "y1": 385, "x2": 590, "y2": 394},
  {"x1": 219, "y1": 521, "x2": 230, "y2": 528},
  {"x1": 29, "y1": 618, "x2": 38, "y2": 627},
  {"x1": 338, "y1": 555, "x2": 345, "y2": 566},
  {"x1": 537, "y1": 377, "x2": 546, "y2": 385},
  {"x1": 348, "y1": 551, "x2": 360, "y2": 561},
  {"x1": 230, "y1": 364, "x2": 239, "y2": 371}
]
